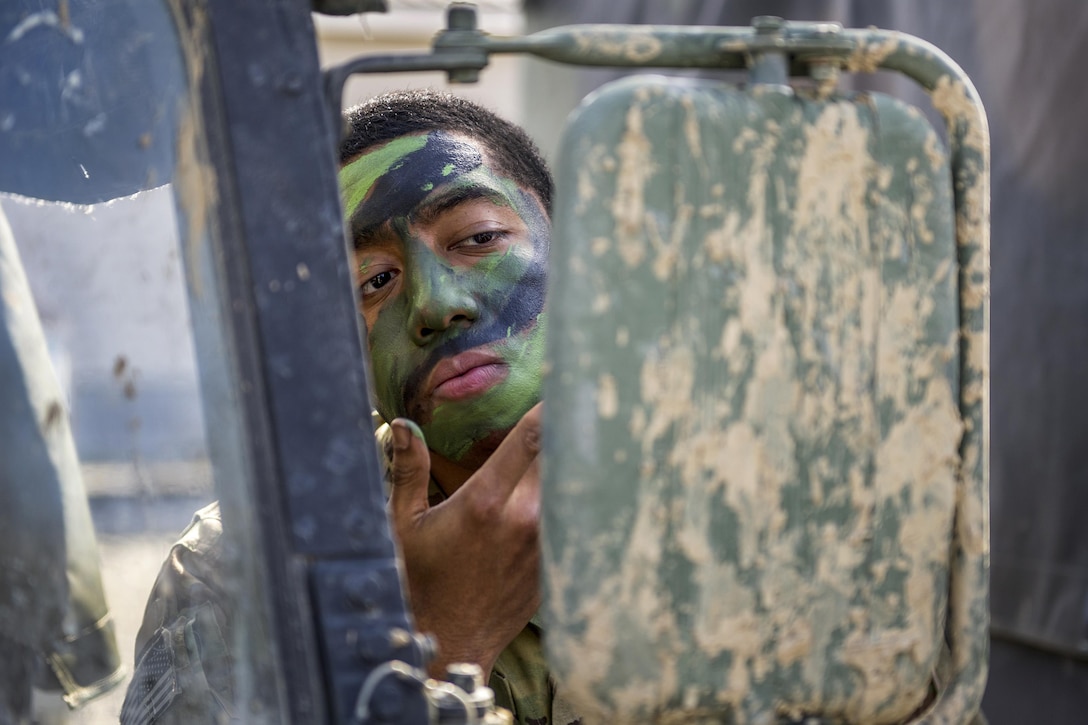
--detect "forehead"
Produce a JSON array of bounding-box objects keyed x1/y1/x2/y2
[{"x1": 339, "y1": 131, "x2": 496, "y2": 233}]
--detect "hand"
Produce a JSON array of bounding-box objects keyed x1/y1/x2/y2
[{"x1": 387, "y1": 404, "x2": 542, "y2": 679}]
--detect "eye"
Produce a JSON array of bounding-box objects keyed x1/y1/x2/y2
[
  {"x1": 360, "y1": 269, "x2": 399, "y2": 297},
  {"x1": 452, "y1": 229, "x2": 506, "y2": 250},
  {"x1": 468, "y1": 230, "x2": 500, "y2": 245}
]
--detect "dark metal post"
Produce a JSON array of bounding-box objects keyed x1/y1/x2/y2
[{"x1": 167, "y1": 0, "x2": 428, "y2": 721}]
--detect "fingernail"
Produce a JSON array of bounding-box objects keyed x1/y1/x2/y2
[
  {"x1": 391, "y1": 419, "x2": 424, "y2": 451},
  {"x1": 392, "y1": 421, "x2": 410, "y2": 451}
]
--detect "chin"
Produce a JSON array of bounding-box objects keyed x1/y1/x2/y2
[{"x1": 425, "y1": 386, "x2": 540, "y2": 465}]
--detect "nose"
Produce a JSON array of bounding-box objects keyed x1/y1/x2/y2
[{"x1": 405, "y1": 250, "x2": 479, "y2": 344}]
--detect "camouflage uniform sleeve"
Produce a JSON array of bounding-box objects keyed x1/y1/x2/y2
[
  {"x1": 120, "y1": 502, "x2": 234, "y2": 724},
  {"x1": 489, "y1": 620, "x2": 583, "y2": 725}
]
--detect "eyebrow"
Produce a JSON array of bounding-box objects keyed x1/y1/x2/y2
[
  {"x1": 412, "y1": 184, "x2": 509, "y2": 226},
  {"x1": 352, "y1": 183, "x2": 510, "y2": 251},
  {"x1": 353, "y1": 220, "x2": 396, "y2": 252}
]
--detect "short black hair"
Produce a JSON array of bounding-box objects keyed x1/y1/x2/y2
[{"x1": 340, "y1": 89, "x2": 553, "y2": 213}]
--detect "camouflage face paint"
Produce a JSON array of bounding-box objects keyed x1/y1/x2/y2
[
  {"x1": 345, "y1": 133, "x2": 483, "y2": 235},
  {"x1": 339, "y1": 134, "x2": 428, "y2": 215},
  {"x1": 342, "y1": 131, "x2": 548, "y2": 463}
]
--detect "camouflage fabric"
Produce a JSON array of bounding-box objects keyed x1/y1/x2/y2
[
  {"x1": 120, "y1": 503, "x2": 232, "y2": 725},
  {"x1": 491, "y1": 619, "x2": 582, "y2": 725},
  {"x1": 120, "y1": 450, "x2": 574, "y2": 724}
]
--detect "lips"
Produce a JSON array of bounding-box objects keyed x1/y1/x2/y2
[{"x1": 425, "y1": 348, "x2": 509, "y2": 402}]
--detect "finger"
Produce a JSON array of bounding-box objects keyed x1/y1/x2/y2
[
  {"x1": 508, "y1": 453, "x2": 540, "y2": 509},
  {"x1": 388, "y1": 418, "x2": 432, "y2": 522},
  {"x1": 469, "y1": 402, "x2": 542, "y2": 501}
]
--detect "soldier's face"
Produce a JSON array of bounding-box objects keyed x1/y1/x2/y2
[{"x1": 340, "y1": 131, "x2": 548, "y2": 464}]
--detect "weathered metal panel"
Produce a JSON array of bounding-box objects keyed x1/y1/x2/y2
[
  {"x1": 543, "y1": 75, "x2": 968, "y2": 723},
  {"x1": 166, "y1": 0, "x2": 428, "y2": 721},
  {"x1": 0, "y1": 0, "x2": 185, "y2": 203}
]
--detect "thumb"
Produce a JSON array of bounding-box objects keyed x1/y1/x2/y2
[{"x1": 387, "y1": 418, "x2": 432, "y2": 523}]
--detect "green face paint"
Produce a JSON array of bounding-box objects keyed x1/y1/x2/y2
[
  {"x1": 425, "y1": 313, "x2": 547, "y2": 460},
  {"x1": 338, "y1": 134, "x2": 428, "y2": 217},
  {"x1": 342, "y1": 131, "x2": 549, "y2": 463}
]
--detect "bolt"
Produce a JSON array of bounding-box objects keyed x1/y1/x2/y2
[
  {"x1": 344, "y1": 508, "x2": 375, "y2": 541},
  {"x1": 356, "y1": 631, "x2": 391, "y2": 662},
  {"x1": 810, "y1": 62, "x2": 840, "y2": 83},
  {"x1": 279, "y1": 71, "x2": 304, "y2": 96},
  {"x1": 343, "y1": 572, "x2": 382, "y2": 610},
  {"x1": 247, "y1": 63, "x2": 267, "y2": 87},
  {"x1": 447, "y1": 3, "x2": 477, "y2": 31},
  {"x1": 293, "y1": 516, "x2": 316, "y2": 544},
  {"x1": 448, "y1": 68, "x2": 481, "y2": 84},
  {"x1": 445, "y1": 662, "x2": 484, "y2": 694},
  {"x1": 809, "y1": 61, "x2": 840, "y2": 98},
  {"x1": 415, "y1": 633, "x2": 438, "y2": 665},
  {"x1": 752, "y1": 15, "x2": 785, "y2": 35},
  {"x1": 388, "y1": 627, "x2": 412, "y2": 649}
]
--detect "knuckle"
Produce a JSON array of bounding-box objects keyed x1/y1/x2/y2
[
  {"x1": 511, "y1": 504, "x2": 540, "y2": 534},
  {"x1": 465, "y1": 488, "x2": 503, "y2": 523},
  {"x1": 391, "y1": 457, "x2": 423, "y2": 484},
  {"x1": 504, "y1": 510, "x2": 539, "y2": 547},
  {"x1": 519, "y1": 419, "x2": 542, "y2": 455}
]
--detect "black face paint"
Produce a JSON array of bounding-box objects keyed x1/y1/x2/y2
[{"x1": 349, "y1": 132, "x2": 484, "y2": 238}]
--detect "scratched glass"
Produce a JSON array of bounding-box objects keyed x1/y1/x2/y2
[{"x1": 0, "y1": 2, "x2": 245, "y2": 722}]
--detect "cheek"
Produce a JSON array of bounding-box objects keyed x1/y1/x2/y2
[
  {"x1": 479, "y1": 233, "x2": 548, "y2": 291},
  {"x1": 502, "y1": 241, "x2": 548, "y2": 301},
  {"x1": 361, "y1": 308, "x2": 378, "y2": 336},
  {"x1": 516, "y1": 211, "x2": 550, "y2": 292},
  {"x1": 365, "y1": 305, "x2": 411, "y2": 413},
  {"x1": 518, "y1": 192, "x2": 551, "y2": 258}
]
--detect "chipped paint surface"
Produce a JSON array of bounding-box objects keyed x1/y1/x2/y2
[
  {"x1": 922, "y1": 68, "x2": 991, "y2": 724},
  {"x1": 844, "y1": 36, "x2": 899, "y2": 73},
  {"x1": 612, "y1": 102, "x2": 654, "y2": 268},
  {"x1": 6, "y1": 9, "x2": 84, "y2": 44},
  {"x1": 167, "y1": 0, "x2": 218, "y2": 301},
  {"x1": 597, "y1": 373, "x2": 619, "y2": 419},
  {"x1": 572, "y1": 28, "x2": 664, "y2": 63},
  {"x1": 544, "y1": 74, "x2": 986, "y2": 723}
]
